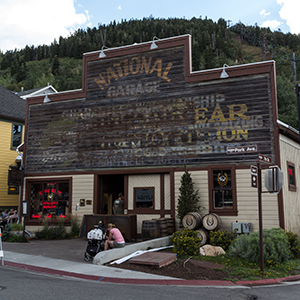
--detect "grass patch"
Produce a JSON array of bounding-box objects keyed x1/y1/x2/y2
[{"x1": 193, "y1": 254, "x2": 300, "y2": 281}]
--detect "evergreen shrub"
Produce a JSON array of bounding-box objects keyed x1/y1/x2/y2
[
  {"x1": 177, "y1": 167, "x2": 201, "y2": 226},
  {"x1": 170, "y1": 228, "x2": 201, "y2": 257},
  {"x1": 286, "y1": 231, "x2": 300, "y2": 258},
  {"x1": 228, "y1": 228, "x2": 292, "y2": 265}
]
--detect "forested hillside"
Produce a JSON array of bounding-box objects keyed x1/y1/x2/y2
[{"x1": 0, "y1": 16, "x2": 300, "y2": 129}]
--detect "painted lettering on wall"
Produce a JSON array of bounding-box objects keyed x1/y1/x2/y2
[{"x1": 94, "y1": 56, "x2": 173, "y2": 90}]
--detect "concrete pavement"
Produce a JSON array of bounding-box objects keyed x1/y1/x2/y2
[{"x1": 1, "y1": 237, "x2": 300, "y2": 286}]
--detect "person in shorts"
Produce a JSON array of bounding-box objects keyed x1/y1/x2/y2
[{"x1": 104, "y1": 223, "x2": 125, "y2": 250}]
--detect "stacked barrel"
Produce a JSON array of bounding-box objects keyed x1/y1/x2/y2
[
  {"x1": 142, "y1": 217, "x2": 175, "y2": 240},
  {"x1": 182, "y1": 212, "x2": 221, "y2": 246}
]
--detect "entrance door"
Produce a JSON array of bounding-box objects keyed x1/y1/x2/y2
[{"x1": 98, "y1": 175, "x2": 124, "y2": 214}]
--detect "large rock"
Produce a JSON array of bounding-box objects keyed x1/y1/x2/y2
[{"x1": 200, "y1": 244, "x2": 226, "y2": 256}]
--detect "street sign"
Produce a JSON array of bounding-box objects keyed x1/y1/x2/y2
[
  {"x1": 227, "y1": 145, "x2": 258, "y2": 154},
  {"x1": 250, "y1": 165, "x2": 258, "y2": 188},
  {"x1": 250, "y1": 165, "x2": 258, "y2": 175},
  {"x1": 258, "y1": 154, "x2": 272, "y2": 163},
  {"x1": 251, "y1": 174, "x2": 258, "y2": 188},
  {"x1": 265, "y1": 165, "x2": 283, "y2": 194}
]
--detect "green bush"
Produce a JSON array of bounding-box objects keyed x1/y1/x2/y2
[
  {"x1": 35, "y1": 223, "x2": 66, "y2": 240},
  {"x1": 5, "y1": 234, "x2": 28, "y2": 243},
  {"x1": 11, "y1": 223, "x2": 23, "y2": 231},
  {"x1": 209, "y1": 230, "x2": 237, "y2": 251},
  {"x1": 228, "y1": 228, "x2": 292, "y2": 265},
  {"x1": 286, "y1": 231, "x2": 300, "y2": 258},
  {"x1": 170, "y1": 228, "x2": 201, "y2": 257},
  {"x1": 69, "y1": 214, "x2": 80, "y2": 238},
  {"x1": 2, "y1": 224, "x2": 28, "y2": 242}
]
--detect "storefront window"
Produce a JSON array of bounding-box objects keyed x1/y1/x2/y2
[
  {"x1": 208, "y1": 165, "x2": 237, "y2": 216},
  {"x1": 29, "y1": 181, "x2": 70, "y2": 220}
]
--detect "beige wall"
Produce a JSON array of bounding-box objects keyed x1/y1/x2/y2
[
  {"x1": 280, "y1": 134, "x2": 300, "y2": 234},
  {"x1": 128, "y1": 173, "x2": 172, "y2": 234},
  {"x1": 174, "y1": 169, "x2": 280, "y2": 233}
]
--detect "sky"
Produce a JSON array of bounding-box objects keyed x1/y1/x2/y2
[{"x1": 0, "y1": 0, "x2": 299, "y2": 53}]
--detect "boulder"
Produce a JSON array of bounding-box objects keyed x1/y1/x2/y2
[{"x1": 200, "y1": 244, "x2": 226, "y2": 256}]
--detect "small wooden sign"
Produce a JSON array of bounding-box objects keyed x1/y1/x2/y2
[
  {"x1": 86, "y1": 200, "x2": 92, "y2": 205},
  {"x1": 227, "y1": 145, "x2": 258, "y2": 154},
  {"x1": 258, "y1": 154, "x2": 272, "y2": 163},
  {"x1": 80, "y1": 199, "x2": 85, "y2": 206}
]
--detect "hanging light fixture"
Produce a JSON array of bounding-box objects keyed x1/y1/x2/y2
[
  {"x1": 220, "y1": 64, "x2": 229, "y2": 78},
  {"x1": 43, "y1": 95, "x2": 51, "y2": 103},
  {"x1": 99, "y1": 46, "x2": 108, "y2": 58},
  {"x1": 150, "y1": 36, "x2": 160, "y2": 50}
]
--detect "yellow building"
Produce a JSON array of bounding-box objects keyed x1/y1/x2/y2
[{"x1": 0, "y1": 85, "x2": 25, "y2": 210}]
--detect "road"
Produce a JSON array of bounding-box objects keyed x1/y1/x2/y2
[{"x1": 1, "y1": 267, "x2": 300, "y2": 300}]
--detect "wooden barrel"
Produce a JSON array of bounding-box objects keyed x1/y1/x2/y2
[
  {"x1": 141, "y1": 220, "x2": 160, "y2": 240},
  {"x1": 182, "y1": 212, "x2": 202, "y2": 230},
  {"x1": 202, "y1": 213, "x2": 221, "y2": 231},
  {"x1": 196, "y1": 228, "x2": 209, "y2": 246},
  {"x1": 153, "y1": 218, "x2": 168, "y2": 237},
  {"x1": 166, "y1": 218, "x2": 175, "y2": 235}
]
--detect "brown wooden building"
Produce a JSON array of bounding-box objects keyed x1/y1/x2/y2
[{"x1": 22, "y1": 34, "x2": 300, "y2": 236}]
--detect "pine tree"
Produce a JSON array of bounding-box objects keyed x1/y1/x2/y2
[{"x1": 177, "y1": 167, "x2": 201, "y2": 226}]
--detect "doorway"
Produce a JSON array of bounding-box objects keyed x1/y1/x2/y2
[{"x1": 98, "y1": 174, "x2": 124, "y2": 214}]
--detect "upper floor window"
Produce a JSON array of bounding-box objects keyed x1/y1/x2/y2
[
  {"x1": 208, "y1": 165, "x2": 237, "y2": 216},
  {"x1": 287, "y1": 161, "x2": 296, "y2": 192},
  {"x1": 11, "y1": 124, "x2": 22, "y2": 149}
]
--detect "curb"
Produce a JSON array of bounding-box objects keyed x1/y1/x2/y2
[{"x1": 3, "y1": 261, "x2": 300, "y2": 286}]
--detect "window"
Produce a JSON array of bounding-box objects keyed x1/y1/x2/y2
[
  {"x1": 208, "y1": 165, "x2": 237, "y2": 216},
  {"x1": 28, "y1": 179, "x2": 71, "y2": 221},
  {"x1": 11, "y1": 123, "x2": 22, "y2": 149},
  {"x1": 287, "y1": 161, "x2": 296, "y2": 192},
  {"x1": 134, "y1": 187, "x2": 154, "y2": 209}
]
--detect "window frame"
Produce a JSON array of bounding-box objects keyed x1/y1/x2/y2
[
  {"x1": 25, "y1": 177, "x2": 72, "y2": 224},
  {"x1": 287, "y1": 161, "x2": 297, "y2": 192},
  {"x1": 11, "y1": 123, "x2": 23, "y2": 150},
  {"x1": 133, "y1": 187, "x2": 155, "y2": 213},
  {"x1": 208, "y1": 164, "x2": 237, "y2": 216}
]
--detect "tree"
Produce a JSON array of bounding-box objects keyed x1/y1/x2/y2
[{"x1": 177, "y1": 167, "x2": 201, "y2": 226}]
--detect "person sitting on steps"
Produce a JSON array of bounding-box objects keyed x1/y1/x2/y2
[{"x1": 104, "y1": 223, "x2": 125, "y2": 250}]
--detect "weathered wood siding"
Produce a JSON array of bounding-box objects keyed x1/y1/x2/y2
[
  {"x1": 280, "y1": 134, "x2": 300, "y2": 234},
  {"x1": 25, "y1": 45, "x2": 275, "y2": 173}
]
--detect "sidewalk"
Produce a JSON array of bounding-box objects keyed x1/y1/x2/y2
[{"x1": 1, "y1": 237, "x2": 300, "y2": 286}]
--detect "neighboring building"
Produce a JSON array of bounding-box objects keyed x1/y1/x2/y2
[
  {"x1": 16, "y1": 85, "x2": 57, "y2": 100},
  {"x1": 22, "y1": 35, "x2": 300, "y2": 236},
  {"x1": 0, "y1": 85, "x2": 26, "y2": 209}
]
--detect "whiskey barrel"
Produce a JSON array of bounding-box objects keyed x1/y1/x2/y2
[
  {"x1": 153, "y1": 218, "x2": 168, "y2": 236},
  {"x1": 202, "y1": 213, "x2": 221, "y2": 231},
  {"x1": 166, "y1": 218, "x2": 175, "y2": 235},
  {"x1": 196, "y1": 228, "x2": 209, "y2": 246},
  {"x1": 141, "y1": 220, "x2": 160, "y2": 240},
  {"x1": 182, "y1": 212, "x2": 202, "y2": 230}
]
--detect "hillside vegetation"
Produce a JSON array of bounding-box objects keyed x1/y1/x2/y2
[{"x1": 0, "y1": 17, "x2": 299, "y2": 129}]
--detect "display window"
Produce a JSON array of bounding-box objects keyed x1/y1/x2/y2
[
  {"x1": 208, "y1": 165, "x2": 237, "y2": 216},
  {"x1": 27, "y1": 179, "x2": 71, "y2": 221}
]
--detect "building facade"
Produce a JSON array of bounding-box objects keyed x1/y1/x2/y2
[
  {"x1": 0, "y1": 85, "x2": 25, "y2": 209},
  {"x1": 22, "y1": 35, "x2": 300, "y2": 235}
]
